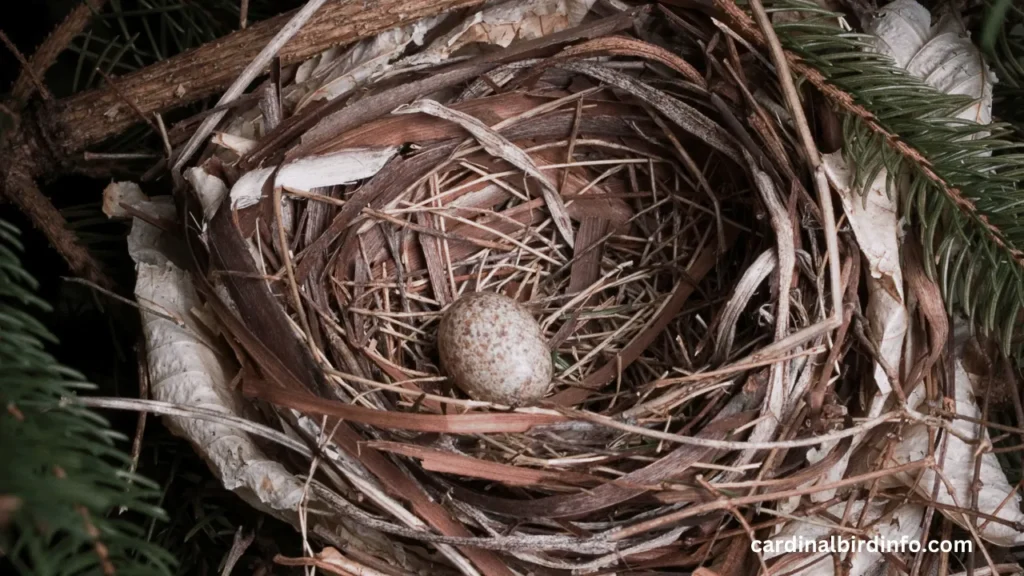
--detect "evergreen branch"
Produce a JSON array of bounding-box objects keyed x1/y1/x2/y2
[
  {"x1": 0, "y1": 218, "x2": 175, "y2": 575},
  {"x1": 717, "y1": 0, "x2": 1024, "y2": 353}
]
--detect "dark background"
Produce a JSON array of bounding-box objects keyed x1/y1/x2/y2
[{"x1": 1, "y1": 2, "x2": 302, "y2": 573}]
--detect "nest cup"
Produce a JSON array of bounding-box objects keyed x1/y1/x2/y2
[{"x1": 328, "y1": 94, "x2": 730, "y2": 411}]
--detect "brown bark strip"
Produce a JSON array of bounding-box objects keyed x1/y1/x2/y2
[
  {"x1": 568, "y1": 217, "x2": 609, "y2": 294},
  {"x1": 452, "y1": 405, "x2": 756, "y2": 519},
  {"x1": 323, "y1": 92, "x2": 555, "y2": 148},
  {"x1": 245, "y1": 381, "x2": 566, "y2": 434},
  {"x1": 368, "y1": 441, "x2": 600, "y2": 487},
  {"x1": 306, "y1": 144, "x2": 457, "y2": 283},
  {"x1": 416, "y1": 210, "x2": 455, "y2": 306},
  {"x1": 207, "y1": 194, "x2": 331, "y2": 398},
  {"x1": 290, "y1": 65, "x2": 493, "y2": 161},
  {"x1": 554, "y1": 36, "x2": 706, "y2": 88},
  {"x1": 48, "y1": 0, "x2": 486, "y2": 154},
  {"x1": 12, "y1": 0, "x2": 108, "y2": 104},
  {"x1": 324, "y1": 421, "x2": 518, "y2": 576},
  {"x1": 608, "y1": 458, "x2": 933, "y2": 541},
  {"x1": 327, "y1": 103, "x2": 643, "y2": 151},
  {"x1": 903, "y1": 236, "x2": 950, "y2": 391}
]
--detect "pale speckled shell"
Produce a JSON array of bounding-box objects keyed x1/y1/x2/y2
[{"x1": 437, "y1": 291, "x2": 552, "y2": 406}]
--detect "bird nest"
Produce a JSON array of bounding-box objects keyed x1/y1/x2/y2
[
  {"x1": 126, "y1": 2, "x2": 854, "y2": 574},
  {"x1": 327, "y1": 99, "x2": 731, "y2": 410}
]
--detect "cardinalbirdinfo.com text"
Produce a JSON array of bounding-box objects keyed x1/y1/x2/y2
[{"x1": 751, "y1": 535, "x2": 973, "y2": 555}]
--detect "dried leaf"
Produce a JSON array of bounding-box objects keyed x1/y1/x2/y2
[
  {"x1": 403, "y1": 0, "x2": 597, "y2": 66},
  {"x1": 126, "y1": 198, "x2": 178, "y2": 265},
  {"x1": 294, "y1": 15, "x2": 444, "y2": 111},
  {"x1": 185, "y1": 166, "x2": 230, "y2": 222},
  {"x1": 825, "y1": 155, "x2": 902, "y2": 301},
  {"x1": 903, "y1": 238, "x2": 949, "y2": 374},
  {"x1": 212, "y1": 131, "x2": 259, "y2": 156},
  {"x1": 816, "y1": 0, "x2": 991, "y2": 442},
  {"x1": 102, "y1": 181, "x2": 150, "y2": 219},
  {"x1": 761, "y1": 501, "x2": 925, "y2": 575},
  {"x1": 892, "y1": 335, "x2": 1024, "y2": 546},
  {"x1": 129, "y1": 212, "x2": 307, "y2": 518},
  {"x1": 867, "y1": 0, "x2": 996, "y2": 123},
  {"x1": 865, "y1": 0, "x2": 931, "y2": 68},
  {"x1": 769, "y1": 2, "x2": 994, "y2": 542},
  {"x1": 824, "y1": 151, "x2": 907, "y2": 402},
  {"x1": 228, "y1": 147, "x2": 398, "y2": 210}
]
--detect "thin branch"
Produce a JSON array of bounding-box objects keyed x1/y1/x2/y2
[
  {"x1": 67, "y1": 396, "x2": 313, "y2": 457},
  {"x1": 553, "y1": 405, "x2": 902, "y2": 451},
  {"x1": 46, "y1": 0, "x2": 486, "y2": 156},
  {"x1": 240, "y1": 0, "x2": 250, "y2": 30},
  {"x1": 745, "y1": 0, "x2": 843, "y2": 323},
  {"x1": 119, "y1": 342, "x2": 149, "y2": 514},
  {"x1": 0, "y1": 29, "x2": 52, "y2": 102},
  {"x1": 62, "y1": 276, "x2": 183, "y2": 325},
  {"x1": 2, "y1": 156, "x2": 112, "y2": 287},
  {"x1": 11, "y1": 0, "x2": 107, "y2": 104}
]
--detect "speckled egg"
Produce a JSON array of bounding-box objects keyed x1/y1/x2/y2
[{"x1": 437, "y1": 291, "x2": 552, "y2": 406}]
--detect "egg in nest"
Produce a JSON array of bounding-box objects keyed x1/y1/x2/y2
[{"x1": 437, "y1": 291, "x2": 552, "y2": 406}]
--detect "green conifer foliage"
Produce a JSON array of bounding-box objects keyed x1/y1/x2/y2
[{"x1": 0, "y1": 218, "x2": 174, "y2": 575}]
